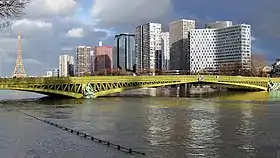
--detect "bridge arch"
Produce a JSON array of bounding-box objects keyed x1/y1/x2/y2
[
  {"x1": 188, "y1": 81, "x2": 267, "y2": 91},
  {"x1": 94, "y1": 81, "x2": 267, "y2": 97},
  {"x1": 0, "y1": 88, "x2": 83, "y2": 98}
]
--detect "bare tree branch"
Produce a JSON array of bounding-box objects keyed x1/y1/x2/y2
[
  {"x1": 0, "y1": 0, "x2": 30, "y2": 28},
  {"x1": 251, "y1": 53, "x2": 267, "y2": 76},
  {"x1": 0, "y1": 0, "x2": 29, "y2": 19}
]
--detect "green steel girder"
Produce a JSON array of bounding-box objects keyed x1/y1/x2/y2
[
  {"x1": 0, "y1": 75, "x2": 280, "y2": 98},
  {"x1": 90, "y1": 80, "x2": 178, "y2": 92}
]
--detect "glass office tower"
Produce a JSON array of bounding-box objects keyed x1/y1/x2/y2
[{"x1": 114, "y1": 33, "x2": 135, "y2": 71}]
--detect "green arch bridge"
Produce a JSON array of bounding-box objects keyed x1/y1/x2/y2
[{"x1": 0, "y1": 75, "x2": 280, "y2": 98}]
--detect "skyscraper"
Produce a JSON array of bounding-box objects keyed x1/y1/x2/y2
[
  {"x1": 161, "y1": 32, "x2": 170, "y2": 70},
  {"x1": 114, "y1": 33, "x2": 135, "y2": 71},
  {"x1": 76, "y1": 46, "x2": 92, "y2": 76},
  {"x1": 169, "y1": 19, "x2": 195, "y2": 72},
  {"x1": 94, "y1": 42, "x2": 113, "y2": 72},
  {"x1": 59, "y1": 54, "x2": 74, "y2": 77},
  {"x1": 135, "y1": 22, "x2": 162, "y2": 72}
]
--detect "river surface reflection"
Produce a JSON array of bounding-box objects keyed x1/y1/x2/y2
[{"x1": 1, "y1": 90, "x2": 280, "y2": 157}]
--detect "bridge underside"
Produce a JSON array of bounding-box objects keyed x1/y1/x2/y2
[
  {"x1": 191, "y1": 81, "x2": 267, "y2": 91},
  {"x1": 0, "y1": 80, "x2": 268, "y2": 98},
  {"x1": 0, "y1": 88, "x2": 83, "y2": 98}
]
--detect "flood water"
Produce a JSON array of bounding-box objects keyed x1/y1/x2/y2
[{"x1": 1, "y1": 89, "x2": 280, "y2": 158}]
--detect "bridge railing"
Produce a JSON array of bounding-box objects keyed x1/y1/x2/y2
[
  {"x1": 0, "y1": 75, "x2": 276, "y2": 85},
  {"x1": 0, "y1": 76, "x2": 72, "y2": 84}
]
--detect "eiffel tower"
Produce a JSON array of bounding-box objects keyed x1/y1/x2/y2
[{"x1": 12, "y1": 35, "x2": 26, "y2": 78}]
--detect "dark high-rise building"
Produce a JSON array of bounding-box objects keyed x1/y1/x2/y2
[
  {"x1": 114, "y1": 33, "x2": 135, "y2": 71},
  {"x1": 155, "y1": 50, "x2": 163, "y2": 70},
  {"x1": 169, "y1": 19, "x2": 195, "y2": 72}
]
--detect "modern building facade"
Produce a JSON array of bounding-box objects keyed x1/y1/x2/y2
[
  {"x1": 45, "y1": 70, "x2": 53, "y2": 77},
  {"x1": 161, "y1": 32, "x2": 170, "y2": 70},
  {"x1": 135, "y1": 22, "x2": 162, "y2": 71},
  {"x1": 44, "y1": 68, "x2": 59, "y2": 77},
  {"x1": 205, "y1": 21, "x2": 233, "y2": 29},
  {"x1": 76, "y1": 46, "x2": 92, "y2": 76},
  {"x1": 216, "y1": 24, "x2": 251, "y2": 70},
  {"x1": 52, "y1": 68, "x2": 59, "y2": 77},
  {"x1": 94, "y1": 42, "x2": 113, "y2": 72},
  {"x1": 114, "y1": 33, "x2": 135, "y2": 71},
  {"x1": 59, "y1": 54, "x2": 74, "y2": 77},
  {"x1": 90, "y1": 50, "x2": 94, "y2": 75},
  {"x1": 190, "y1": 29, "x2": 217, "y2": 73},
  {"x1": 189, "y1": 23, "x2": 251, "y2": 74},
  {"x1": 155, "y1": 50, "x2": 163, "y2": 70},
  {"x1": 169, "y1": 19, "x2": 195, "y2": 72}
]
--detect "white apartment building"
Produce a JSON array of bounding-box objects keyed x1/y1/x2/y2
[
  {"x1": 59, "y1": 54, "x2": 74, "y2": 77},
  {"x1": 52, "y1": 68, "x2": 59, "y2": 77},
  {"x1": 190, "y1": 29, "x2": 217, "y2": 73},
  {"x1": 135, "y1": 22, "x2": 162, "y2": 71},
  {"x1": 46, "y1": 71, "x2": 53, "y2": 77},
  {"x1": 169, "y1": 19, "x2": 195, "y2": 71},
  {"x1": 161, "y1": 32, "x2": 170, "y2": 70},
  {"x1": 76, "y1": 46, "x2": 92, "y2": 76},
  {"x1": 190, "y1": 23, "x2": 251, "y2": 73}
]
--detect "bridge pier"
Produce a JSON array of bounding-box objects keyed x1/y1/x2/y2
[
  {"x1": 179, "y1": 84, "x2": 186, "y2": 97},
  {"x1": 186, "y1": 84, "x2": 191, "y2": 97},
  {"x1": 174, "y1": 84, "x2": 190, "y2": 97},
  {"x1": 268, "y1": 78, "x2": 280, "y2": 92}
]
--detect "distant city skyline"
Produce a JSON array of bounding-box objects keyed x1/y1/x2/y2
[
  {"x1": 2, "y1": 19, "x2": 273, "y2": 77},
  {"x1": 0, "y1": 0, "x2": 279, "y2": 77}
]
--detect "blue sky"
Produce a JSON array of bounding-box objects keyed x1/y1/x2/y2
[{"x1": 0, "y1": 0, "x2": 279, "y2": 76}]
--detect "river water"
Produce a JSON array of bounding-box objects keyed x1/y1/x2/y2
[{"x1": 1, "y1": 89, "x2": 280, "y2": 158}]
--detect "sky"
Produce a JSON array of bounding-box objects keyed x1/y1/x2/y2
[{"x1": 0, "y1": 0, "x2": 279, "y2": 76}]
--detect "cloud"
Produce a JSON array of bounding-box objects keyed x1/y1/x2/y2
[
  {"x1": 0, "y1": 37, "x2": 18, "y2": 54},
  {"x1": 248, "y1": 0, "x2": 280, "y2": 38},
  {"x1": 91, "y1": 0, "x2": 173, "y2": 29},
  {"x1": 4, "y1": 57, "x2": 42, "y2": 65},
  {"x1": 65, "y1": 28, "x2": 84, "y2": 38},
  {"x1": 26, "y1": 0, "x2": 77, "y2": 19},
  {"x1": 11, "y1": 19, "x2": 53, "y2": 38},
  {"x1": 251, "y1": 36, "x2": 257, "y2": 41},
  {"x1": 94, "y1": 28, "x2": 116, "y2": 39},
  {"x1": 24, "y1": 58, "x2": 42, "y2": 65},
  {"x1": 0, "y1": 2, "x2": 109, "y2": 76}
]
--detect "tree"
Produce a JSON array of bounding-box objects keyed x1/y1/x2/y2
[
  {"x1": 251, "y1": 54, "x2": 267, "y2": 76},
  {"x1": 219, "y1": 61, "x2": 242, "y2": 75},
  {"x1": 0, "y1": 0, "x2": 30, "y2": 28},
  {"x1": 82, "y1": 72, "x2": 91, "y2": 76}
]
